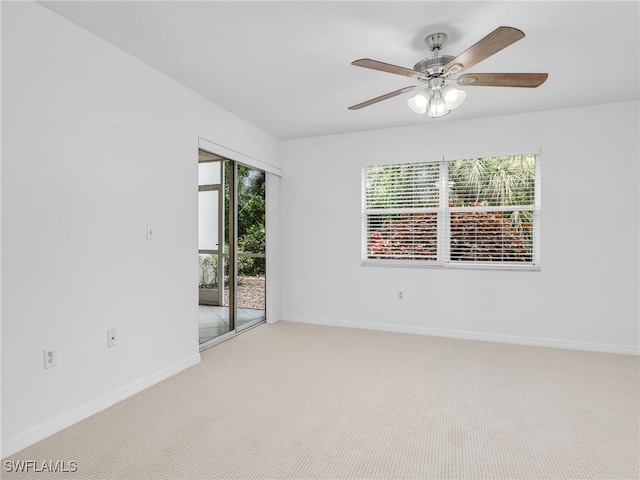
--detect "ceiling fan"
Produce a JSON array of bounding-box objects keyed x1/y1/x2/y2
[{"x1": 348, "y1": 26, "x2": 548, "y2": 117}]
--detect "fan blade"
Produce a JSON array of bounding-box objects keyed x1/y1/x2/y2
[
  {"x1": 348, "y1": 86, "x2": 417, "y2": 110},
  {"x1": 444, "y1": 26, "x2": 525, "y2": 75},
  {"x1": 351, "y1": 59, "x2": 428, "y2": 80},
  {"x1": 457, "y1": 73, "x2": 548, "y2": 88}
]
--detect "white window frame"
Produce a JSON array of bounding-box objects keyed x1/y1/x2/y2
[{"x1": 362, "y1": 151, "x2": 541, "y2": 271}]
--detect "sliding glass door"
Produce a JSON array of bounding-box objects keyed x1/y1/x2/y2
[{"x1": 198, "y1": 150, "x2": 266, "y2": 347}]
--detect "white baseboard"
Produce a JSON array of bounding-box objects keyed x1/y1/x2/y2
[
  {"x1": 1, "y1": 353, "x2": 201, "y2": 458},
  {"x1": 281, "y1": 315, "x2": 639, "y2": 356}
]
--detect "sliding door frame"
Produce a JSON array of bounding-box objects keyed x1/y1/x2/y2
[{"x1": 198, "y1": 138, "x2": 281, "y2": 351}]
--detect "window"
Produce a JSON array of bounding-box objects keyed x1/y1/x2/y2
[{"x1": 363, "y1": 154, "x2": 540, "y2": 270}]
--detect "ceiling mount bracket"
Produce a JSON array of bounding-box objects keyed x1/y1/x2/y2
[{"x1": 425, "y1": 33, "x2": 447, "y2": 52}]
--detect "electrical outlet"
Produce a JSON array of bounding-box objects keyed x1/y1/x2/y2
[
  {"x1": 107, "y1": 328, "x2": 117, "y2": 348},
  {"x1": 43, "y1": 348, "x2": 57, "y2": 369},
  {"x1": 397, "y1": 291, "x2": 404, "y2": 300}
]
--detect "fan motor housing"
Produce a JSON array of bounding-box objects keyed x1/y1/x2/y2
[{"x1": 413, "y1": 55, "x2": 455, "y2": 76}]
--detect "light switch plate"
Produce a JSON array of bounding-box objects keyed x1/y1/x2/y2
[{"x1": 107, "y1": 328, "x2": 117, "y2": 348}]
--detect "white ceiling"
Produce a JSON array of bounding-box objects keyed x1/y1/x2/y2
[{"x1": 41, "y1": 1, "x2": 640, "y2": 140}]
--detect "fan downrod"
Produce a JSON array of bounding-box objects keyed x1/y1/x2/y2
[{"x1": 414, "y1": 33, "x2": 454, "y2": 75}]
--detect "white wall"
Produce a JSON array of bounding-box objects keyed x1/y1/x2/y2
[
  {"x1": 280, "y1": 101, "x2": 639, "y2": 355},
  {"x1": 1, "y1": 1, "x2": 281, "y2": 456}
]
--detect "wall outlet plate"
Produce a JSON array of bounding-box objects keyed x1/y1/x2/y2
[{"x1": 43, "y1": 348, "x2": 57, "y2": 369}]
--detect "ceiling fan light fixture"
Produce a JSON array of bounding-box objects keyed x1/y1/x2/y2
[
  {"x1": 441, "y1": 85, "x2": 466, "y2": 110},
  {"x1": 407, "y1": 89, "x2": 431, "y2": 114},
  {"x1": 427, "y1": 91, "x2": 449, "y2": 118}
]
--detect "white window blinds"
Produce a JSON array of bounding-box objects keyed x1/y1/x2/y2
[
  {"x1": 363, "y1": 154, "x2": 540, "y2": 270},
  {"x1": 364, "y1": 162, "x2": 440, "y2": 261}
]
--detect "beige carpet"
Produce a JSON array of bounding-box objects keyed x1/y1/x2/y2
[{"x1": 3, "y1": 321, "x2": 639, "y2": 479}]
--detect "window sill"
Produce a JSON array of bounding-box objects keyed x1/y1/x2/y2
[{"x1": 361, "y1": 259, "x2": 540, "y2": 272}]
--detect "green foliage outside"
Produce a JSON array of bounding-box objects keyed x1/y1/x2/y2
[
  {"x1": 448, "y1": 155, "x2": 535, "y2": 227},
  {"x1": 365, "y1": 162, "x2": 439, "y2": 209},
  {"x1": 226, "y1": 164, "x2": 266, "y2": 276},
  {"x1": 366, "y1": 155, "x2": 534, "y2": 210}
]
